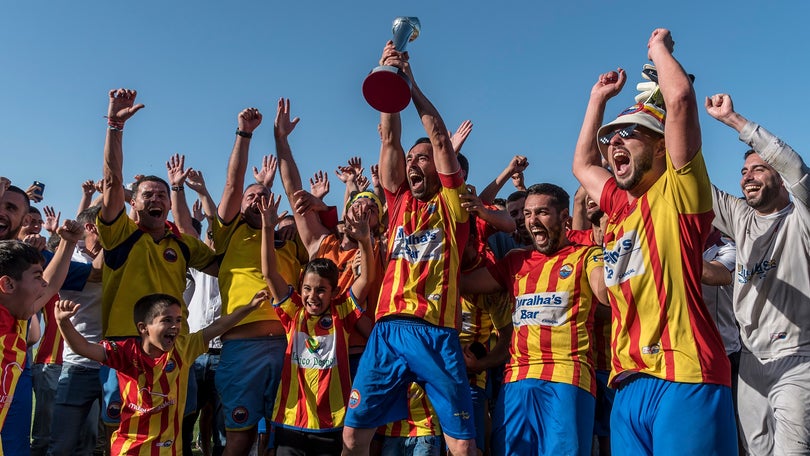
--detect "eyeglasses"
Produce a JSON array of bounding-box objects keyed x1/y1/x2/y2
[{"x1": 598, "y1": 124, "x2": 638, "y2": 145}]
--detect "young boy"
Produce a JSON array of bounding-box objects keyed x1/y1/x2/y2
[
  {"x1": 259, "y1": 194, "x2": 377, "y2": 455},
  {"x1": 54, "y1": 289, "x2": 267, "y2": 454}
]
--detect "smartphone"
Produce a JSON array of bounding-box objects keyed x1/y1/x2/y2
[{"x1": 32, "y1": 181, "x2": 45, "y2": 199}]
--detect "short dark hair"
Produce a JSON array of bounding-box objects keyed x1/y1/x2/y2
[
  {"x1": 28, "y1": 206, "x2": 41, "y2": 216},
  {"x1": 493, "y1": 198, "x2": 507, "y2": 207},
  {"x1": 5, "y1": 186, "x2": 31, "y2": 212},
  {"x1": 0, "y1": 240, "x2": 44, "y2": 281},
  {"x1": 133, "y1": 293, "x2": 180, "y2": 328},
  {"x1": 744, "y1": 149, "x2": 758, "y2": 159},
  {"x1": 457, "y1": 153, "x2": 470, "y2": 179},
  {"x1": 76, "y1": 205, "x2": 101, "y2": 225},
  {"x1": 411, "y1": 137, "x2": 431, "y2": 149},
  {"x1": 525, "y1": 183, "x2": 570, "y2": 212},
  {"x1": 507, "y1": 191, "x2": 527, "y2": 203},
  {"x1": 303, "y1": 258, "x2": 339, "y2": 289},
  {"x1": 133, "y1": 176, "x2": 170, "y2": 195}
]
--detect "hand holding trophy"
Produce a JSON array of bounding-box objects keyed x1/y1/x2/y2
[{"x1": 362, "y1": 17, "x2": 421, "y2": 113}]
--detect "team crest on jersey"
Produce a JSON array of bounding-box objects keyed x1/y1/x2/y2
[
  {"x1": 232, "y1": 406, "x2": 249, "y2": 423},
  {"x1": 164, "y1": 359, "x2": 176, "y2": 373},
  {"x1": 163, "y1": 248, "x2": 178, "y2": 263},
  {"x1": 641, "y1": 343, "x2": 661, "y2": 355},
  {"x1": 155, "y1": 440, "x2": 173, "y2": 448},
  {"x1": 348, "y1": 389, "x2": 361, "y2": 409},
  {"x1": 319, "y1": 315, "x2": 333, "y2": 330},
  {"x1": 426, "y1": 203, "x2": 437, "y2": 215},
  {"x1": 107, "y1": 401, "x2": 122, "y2": 420},
  {"x1": 559, "y1": 263, "x2": 573, "y2": 279}
]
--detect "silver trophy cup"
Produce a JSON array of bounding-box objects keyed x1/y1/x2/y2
[{"x1": 362, "y1": 17, "x2": 421, "y2": 113}]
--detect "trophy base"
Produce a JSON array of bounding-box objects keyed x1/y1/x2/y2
[{"x1": 362, "y1": 66, "x2": 412, "y2": 113}]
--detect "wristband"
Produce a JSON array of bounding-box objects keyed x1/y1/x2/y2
[
  {"x1": 107, "y1": 119, "x2": 125, "y2": 131},
  {"x1": 171, "y1": 185, "x2": 184, "y2": 192},
  {"x1": 236, "y1": 129, "x2": 253, "y2": 139}
]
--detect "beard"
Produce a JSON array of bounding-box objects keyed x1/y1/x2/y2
[{"x1": 615, "y1": 151, "x2": 654, "y2": 191}]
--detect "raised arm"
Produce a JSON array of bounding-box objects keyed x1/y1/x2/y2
[
  {"x1": 344, "y1": 206, "x2": 375, "y2": 304},
  {"x1": 166, "y1": 154, "x2": 196, "y2": 235},
  {"x1": 101, "y1": 89, "x2": 144, "y2": 223},
  {"x1": 480, "y1": 155, "x2": 529, "y2": 204},
  {"x1": 259, "y1": 193, "x2": 292, "y2": 302},
  {"x1": 648, "y1": 28, "x2": 700, "y2": 169},
  {"x1": 185, "y1": 169, "x2": 218, "y2": 225},
  {"x1": 572, "y1": 70, "x2": 626, "y2": 204},
  {"x1": 460, "y1": 185, "x2": 515, "y2": 234},
  {"x1": 76, "y1": 180, "x2": 96, "y2": 216},
  {"x1": 273, "y1": 99, "x2": 331, "y2": 257},
  {"x1": 55, "y1": 300, "x2": 106, "y2": 363},
  {"x1": 202, "y1": 290, "x2": 265, "y2": 345},
  {"x1": 35, "y1": 220, "x2": 84, "y2": 314},
  {"x1": 706, "y1": 93, "x2": 810, "y2": 206},
  {"x1": 217, "y1": 108, "x2": 262, "y2": 223}
]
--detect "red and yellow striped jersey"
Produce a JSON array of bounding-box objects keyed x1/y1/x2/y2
[
  {"x1": 316, "y1": 234, "x2": 385, "y2": 348},
  {"x1": 376, "y1": 171, "x2": 469, "y2": 329},
  {"x1": 460, "y1": 291, "x2": 512, "y2": 389},
  {"x1": 34, "y1": 295, "x2": 63, "y2": 365},
  {"x1": 599, "y1": 151, "x2": 730, "y2": 387},
  {"x1": 0, "y1": 307, "x2": 27, "y2": 435},
  {"x1": 489, "y1": 244, "x2": 603, "y2": 394},
  {"x1": 272, "y1": 290, "x2": 361, "y2": 431},
  {"x1": 102, "y1": 332, "x2": 205, "y2": 455},
  {"x1": 380, "y1": 383, "x2": 442, "y2": 437}
]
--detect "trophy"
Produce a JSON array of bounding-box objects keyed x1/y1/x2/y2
[{"x1": 362, "y1": 17, "x2": 421, "y2": 113}]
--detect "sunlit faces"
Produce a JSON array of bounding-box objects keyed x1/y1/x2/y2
[
  {"x1": 740, "y1": 153, "x2": 788, "y2": 214},
  {"x1": 347, "y1": 197, "x2": 379, "y2": 231},
  {"x1": 1, "y1": 263, "x2": 48, "y2": 320},
  {"x1": 138, "y1": 303, "x2": 183, "y2": 355},
  {"x1": 300, "y1": 272, "x2": 337, "y2": 317},
  {"x1": 604, "y1": 124, "x2": 662, "y2": 191},
  {"x1": 0, "y1": 191, "x2": 29, "y2": 241},
  {"x1": 506, "y1": 196, "x2": 530, "y2": 244},
  {"x1": 523, "y1": 193, "x2": 568, "y2": 255},
  {"x1": 131, "y1": 181, "x2": 171, "y2": 232},
  {"x1": 406, "y1": 143, "x2": 440, "y2": 201},
  {"x1": 241, "y1": 184, "x2": 270, "y2": 229}
]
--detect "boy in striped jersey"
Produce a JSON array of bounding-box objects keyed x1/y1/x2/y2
[
  {"x1": 259, "y1": 194, "x2": 376, "y2": 455},
  {"x1": 572, "y1": 29, "x2": 737, "y2": 455},
  {"x1": 54, "y1": 291, "x2": 264, "y2": 455},
  {"x1": 462, "y1": 183, "x2": 607, "y2": 455}
]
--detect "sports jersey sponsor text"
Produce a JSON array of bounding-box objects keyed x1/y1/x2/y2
[
  {"x1": 291, "y1": 331, "x2": 336, "y2": 369},
  {"x1": 737, "y1": 258, "x2": 777, "y2": 283},
  {"x1": 513, "y1": 292, "x2": 570, "y2": 327},
  {"x1": 603, "y1": 231, "x2": 644, "y2": 286},
  {"x1": 390, "y1": 227, "x2": 443, "y2": 263}
]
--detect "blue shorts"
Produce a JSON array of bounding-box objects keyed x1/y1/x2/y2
[
  {"x1": 611, "y1": 375, "x2": 737, "y2": 456},
  {"x1": 100, "y1": 364, "x2": 122, "y2": 425},
  {"x1": 215, "y1": 336, "x2": 286, "y2": 430},
  {"x1": 344, "y1": 318, "x2": 475, "y2": 440},
  {"x1": 2, "y1": 365, "x2": 32, "y2": 455},
  {"x1": 491, "y1": 379, "x2": 594, "y2": 456},
  {"x1": 594, "y1": 369, "x2": 615, "y2": 437}
]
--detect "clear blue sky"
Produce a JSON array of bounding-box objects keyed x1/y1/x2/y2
[{"x1": 2, "y1": 1, "x2": 809, "y2": 219}]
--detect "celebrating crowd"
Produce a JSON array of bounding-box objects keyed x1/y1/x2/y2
[{"x1": 0, "y1": 28, "x2": 808, "y2": 456}]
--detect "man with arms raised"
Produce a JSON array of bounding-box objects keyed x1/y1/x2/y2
[
  {"x1": 706, "y1": 93, "x2": 810, "y2": 455},
  {"x1": 571, "y1": 30, "x2": 736, "y2": 455},
  {"x1": 341, "y1": 42, "x2": 476, "y2": 456}
]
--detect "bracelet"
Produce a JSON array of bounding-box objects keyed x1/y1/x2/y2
[
  {"x1": 107, "y1": 119, "x2": 125, "y2": 131},
  {"x1": 171, "y1": 185, "x2": 184, "y2": 192},
  {"x1": 236, "y1": 129, "x2": 253, "y2": 139}
]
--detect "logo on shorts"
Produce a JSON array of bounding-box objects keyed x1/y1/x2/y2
[
  {"x1": 155, "y1": 440, "x2": 173, "y2": 448},
  {"x1": 164, "y1": 359, "x2": 176, "y2": 373},
  {"x1": 107, "y1": 401, "x2": 122, "y2": 420},
  {"x1": 453, "y1": 410, "x2": 471, "y2": 420},
  {"x1": 163, "y1": 248, "x2": 178, "y2": 263},
  {"x1": 319, "y1": 316, "x2": 333, "y2": 330},
  {"x1": 559, "y1": 263, "x2": 573, "y2": 279},
  {"x1": 232, "y1": 406, "x2": 249, "y2": 424},
  {"x1": 348, "y1": 389, "x2": 361, "y2": 409}
]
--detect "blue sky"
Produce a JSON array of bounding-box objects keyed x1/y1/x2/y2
[{"x1": 2, "y1": 2, "x2": 809, "y2": 220}]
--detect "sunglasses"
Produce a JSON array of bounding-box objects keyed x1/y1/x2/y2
[{"x1": 598, "y1": 124, "x2": 639, "y2": 145}]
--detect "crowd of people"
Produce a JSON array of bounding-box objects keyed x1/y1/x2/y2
[{"x1": 0, "y1": 27, "x2": 808, "y2": 456}]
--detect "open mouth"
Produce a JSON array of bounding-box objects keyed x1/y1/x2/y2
[
  {"x1": 744, "y1": 183, "x2": 761, "y2": 195},
  {"x1": 612, "y1": 150, "x2": 631, "y2": 176},
  {"x1": 147, "y1": 207, "x2": 164, "y2": 218},
  {"x1": 530, "y1": 225, "x2": 548, "y2": 244}
]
